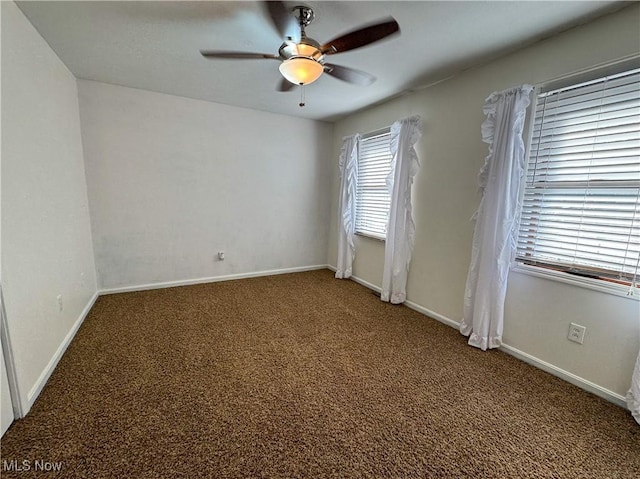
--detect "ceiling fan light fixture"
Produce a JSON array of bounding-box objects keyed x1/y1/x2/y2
[
  {"x1": 294, "y1": 42, "x2": 321, "y2": 59},
  {"x1": 279, "y1": 57, "x2": 323, "y2": 85}
]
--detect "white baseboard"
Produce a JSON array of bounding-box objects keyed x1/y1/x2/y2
[
  {"x1": 500, "y1": 344, "x2": 626, "y2": 407},
  {"x1": 348, "y1": 274, "x2": 382, "y2": 294},
  {"x1": 404, "y1": 300, "x2": 461, "y2": 330},
  {"x1": 344, "y1": 271, "x2": 626, "y2": 408},
  {"x1": 26, "y1": 291, "x2": 99, "y2": 412},
  {"x1": 337, "y1": 269, "x2": 461, "y2": 330},
  {"x1": 99, "y1": 265, "x2": 330, "y2": 295}
]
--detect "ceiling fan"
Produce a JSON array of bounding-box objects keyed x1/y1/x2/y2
[{"x1": 200, "y1": 2, "x2": 400, "y2": 102}]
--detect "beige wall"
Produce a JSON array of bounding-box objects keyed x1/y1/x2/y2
[
  {"x1": 78, "y1": 81, "x2": 333, "y2": 290},
  {"x1": 327, "y1": 4, "x2": 640, "y2": 399},
  {"x1": 1, "y1": 1, "x2": 98, "y2": 412}
]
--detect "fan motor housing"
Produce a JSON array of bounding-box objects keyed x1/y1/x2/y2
[{"x1": 279, "y1": 38, "x2": 324, "y2": 62}]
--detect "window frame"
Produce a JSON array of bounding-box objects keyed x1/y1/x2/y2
[
  {"x1": 354, "y1": 126, "x2": 393, "y2": 241},
  {"x1": 514, "y1": 62, "x2": 640, "y2": 300}
]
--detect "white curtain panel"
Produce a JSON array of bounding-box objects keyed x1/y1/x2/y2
[
  {"x1": 381, "y1": 115, "x2": 422, "y2": 304},
  {"x1": 335, "y1": 134, "x2": 359, "y2": 279},
  {"x1": 629, "y1": 349, "x2": 640, "y2": 425},
  {"x1": 460, "y1": 85, "x2": 533, "y2": 350}
]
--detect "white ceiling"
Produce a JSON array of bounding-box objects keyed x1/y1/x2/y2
[{"x1": 16, "y1": 1, "x2": 626, "y2": 122}]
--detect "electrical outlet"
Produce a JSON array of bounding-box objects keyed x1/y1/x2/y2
[
  {"x1": 568, "y1": 322, "x2": 586, "y2": 344},
  {"x1": 218, "y1": 251, "x2": 225, "y2": 261},
  {"x1": 57, "y1": 294, "x2": 63, "y2": 313}
]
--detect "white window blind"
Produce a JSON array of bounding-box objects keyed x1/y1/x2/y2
[
  {"x1": 517, "y1": 68, "x2": 640, "y2": 290},
  {"x1": 355, "y1": 128, "x2": 392, "y2": 239}
]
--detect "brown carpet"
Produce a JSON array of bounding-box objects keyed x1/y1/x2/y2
[{"x1": 1, "y1": 269, "x2": 638, "y2": 478}]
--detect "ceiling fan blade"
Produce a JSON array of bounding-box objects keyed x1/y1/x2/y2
[
  {"x1": 200, "y1": 51, "x2": 280, "y2": 60},
  {"x1": 321, "y1": 18, "x2": 400, "y2": 55},
  {"x1": 277, "y1": 77, "x2": 296, "y2": 92},
  {"x1": 264, "y1": 1, "x2": 301, "y2": 43},
  {"x1": 324, "y1": 64, "x2": 376, "y2": 86}
]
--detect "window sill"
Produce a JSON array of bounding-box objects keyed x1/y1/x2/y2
[
  {"x1": 355, "y1": 231, "x2": 386, "y2": 242},
  {"x1": 511, "y1": 263, "x2": 639, "y2": 301}
]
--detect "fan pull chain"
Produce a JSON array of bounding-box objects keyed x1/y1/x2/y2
[{"x1": 299, "y1": 83, "x2": 305, "y2": 107}]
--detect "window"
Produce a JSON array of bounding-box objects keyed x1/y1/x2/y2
[
  {"x1": 516, "y1": 67, "x2": 640, "y2": 292},
  {"x1": 355, "y1": 128, "x2": 393, "y2": 239}
]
